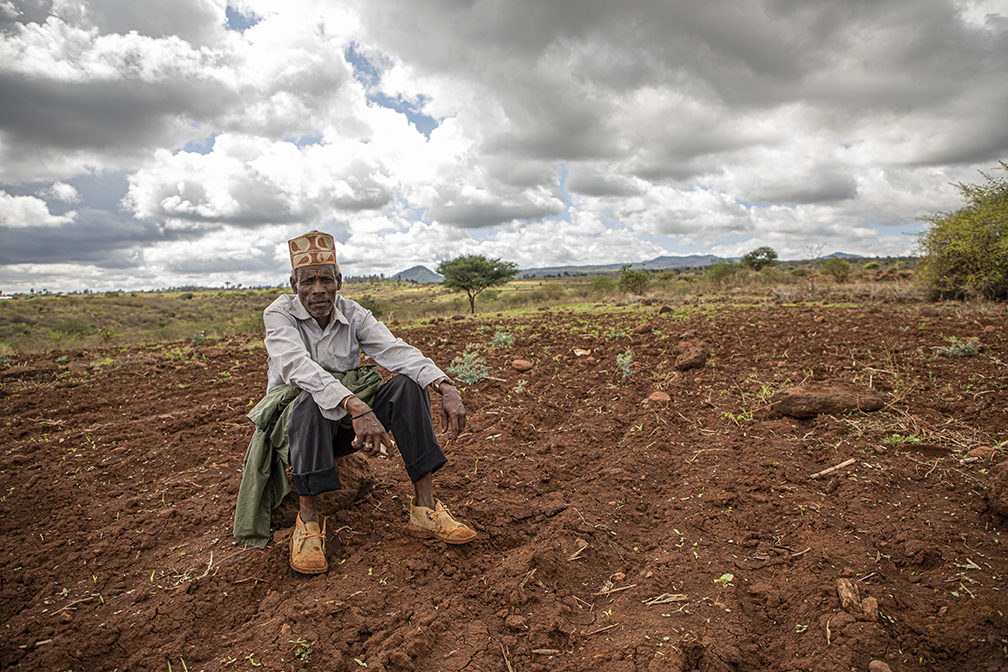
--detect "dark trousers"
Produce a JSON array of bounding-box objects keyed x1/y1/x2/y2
[{"x1": 288, "y1": 375, "x2": 448, "y2": 496}]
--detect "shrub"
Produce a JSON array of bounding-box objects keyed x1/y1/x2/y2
[
  {"x1": 618, "y1": 265, "x2": 650, "y2": 294},
  {"x1": 355, "y1": 295, "x2": 385, "y2": 319},
  {"x1": 591, "y1": 275, "x2": 616, "y2": 293},
  {"x1": 822, "y1": 258, "x2": 851, "y2": 283},
  {"x1": 489, "y1": 327, "x2": 514, "y2": 347},
  {"x1": 917, "y1": 162, "x2": 1008, "y2": 300},
  {"x1": 740, "y1": 246, "x2": 778, "y2": 271},
  {"x1": 704, "y1": 261, "x2": 742, "y2": 284},
  {"x1": 863, "y1": 261, "x2": 881, "y2": 272}
]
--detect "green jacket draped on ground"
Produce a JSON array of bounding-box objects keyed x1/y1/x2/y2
[{"x1": 232, "y1": 366, "x2": 383, "y2": 547}]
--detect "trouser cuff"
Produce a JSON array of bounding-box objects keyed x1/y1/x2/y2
[{"x1": 293, "y1": 466, "x2": 343, "y2": 496}]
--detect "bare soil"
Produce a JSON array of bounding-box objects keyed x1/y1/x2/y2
[{"x1": 2, "y1": 299, "x2": 1008, "y2": 672}]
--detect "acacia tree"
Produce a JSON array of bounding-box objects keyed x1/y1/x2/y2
[
  {"x1": 437, "y1": 255, "x2": 518, "y2": 314},
  {"x1": 740, "y1": 246, "x2": 778, "y2": 271},
  {"x1": 917, "y1": 162, "x2": 1008, "y2": 301}
]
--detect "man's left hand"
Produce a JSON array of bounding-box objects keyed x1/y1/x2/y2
[{"x1": 439, "y1": 384, "x2": 466, "y2": 441}]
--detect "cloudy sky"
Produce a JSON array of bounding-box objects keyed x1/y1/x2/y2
[{"x1": 1, "y1": 0, "x2": 1006, "y2": 292}]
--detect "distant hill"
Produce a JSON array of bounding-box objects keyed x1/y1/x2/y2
[
  {"x1": 393, "y1": 265, "x2": 443, "y2": 284},
  {"x1": 516, "y1": 254, "x2": 726, "y2": 278}
]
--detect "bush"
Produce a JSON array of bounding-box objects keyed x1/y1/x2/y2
[
  {"x1": 618, "y1": 266, "x2": 650, "y2": 294},
  {"x1": 355, "y1": 295, "x2": 385, "y2": 319},
  {"x1": 863, "y1": 261, "x2": 881, "y2": 272},
  {"x1": 917, "y1": 162, "x2": 1008, "y2": 300},
  {"x1": 740, "y1": 246, "x2": 778, "y2": 271},
  {"x1": 591, "y1": 275, "x2": 616, "y2": 293},
  {"x1": 821, "y1": 258, "x2": 851, "y2": 283},
  {"x1": 447, "y1": 350, "x2": 490, "y2": 385},
  {"x1": 704, "y1": 262, "x2": 742, "y2": 284}
]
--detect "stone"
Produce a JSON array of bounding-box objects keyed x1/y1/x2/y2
[
  {"x1": 199, "y1": 347, "x2": 225, "y2": 358},
  {"x1": 771, "y1": 380, "x2": 885, "y2": 418},
  {"x1": 868, "y1": 661, "x2": 892, "y2": 672},
  {"x1": 967, "y1": 446, "x2": 996, "y2": 460},
  {"x1": 987, "y1": 460, "x2": 1008, "y2": 517},
  {"x1": 861, "y1": 596, "x2": 879, "y2": 621},
  {"x1": 836, "y1": 578, "x2": 861, "y2": 613},
  {"x1": 633, "y1": 321, "x2": 654, "y2": 335},
  {"x1": 647, "y1": 391, "x2": 671, "y2": 404},
  {"x1": 674, "y1": 346, "x2": 708, "y2": 371},
  {"x1": 659, "y1": 305, "x2": 673, "y2": 314},
  {"x1": 512, "y1": 359, "x2": 534, "y2": 372},
  {"x1": 920, "y1": 305, "x2": 939, "y2": 318}
]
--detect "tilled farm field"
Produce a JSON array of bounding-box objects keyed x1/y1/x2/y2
[{"x1": 2, "y1": 299, "x2": 1007, "y2": 672}]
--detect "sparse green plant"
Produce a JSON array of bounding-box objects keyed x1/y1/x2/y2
[
  {"x1": 932, "y1": 336, "x2": 983, "y2": 357},
  {"x1": 191, "y1": 330, "x2": 206, "y2": 343},
  {"x1": 616, "y1": 349, "x2": 634, "y2": 379},
  {"x1": 290, "y1": 638, "x2": 313, "y2": 662},
  {"x1": 489, "y1": 327, "x2": 514, "y2": 347},
  {"x1": 447, "y1": 350, "x2": 490, "y2": 385},
  {"x1": 512, "y1": 379, "x2": 528, "y2": 395}
]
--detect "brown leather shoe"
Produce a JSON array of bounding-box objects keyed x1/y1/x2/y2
[
  {"x1": 409, "y1": 498, "x2": 476, "y2": 544},
  {"x1": 290, "y1": 514, "x2": 328, "y2": 574}
]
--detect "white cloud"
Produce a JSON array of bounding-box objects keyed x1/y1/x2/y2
[
  {"x1": 0, "y1": 190, "x2": 76, "y2": 227},
  {"x1": 40, "y1": 181, "x2": 82, "y2": 203}
]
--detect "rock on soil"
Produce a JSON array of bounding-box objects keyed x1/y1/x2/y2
[
  {"x1": 771, "y1": 380, "x2": 885, "y2": 418},
  {"x1": 988, "y1": 460, "x2": 1008, "y2": 517}
]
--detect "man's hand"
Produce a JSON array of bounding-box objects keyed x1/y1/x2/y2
[
  {"x1": 344, "y1": 396, "x2": 393, "y2": 458},
  {"x1": 439, "y1": 383, "x2": 466, "y2": 441}
]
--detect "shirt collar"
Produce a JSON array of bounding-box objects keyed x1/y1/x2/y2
[{"x1": 290, "y1": 294, "x2": 349, "y2": 328}]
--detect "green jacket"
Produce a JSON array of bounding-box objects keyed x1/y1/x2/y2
[{"x1": 232, "y1": 366, "x2": 384, "y2": 547}]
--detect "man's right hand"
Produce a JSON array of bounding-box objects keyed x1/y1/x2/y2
[{"x1": 344, "y1": 396, "x2": 392, "y2": 458}]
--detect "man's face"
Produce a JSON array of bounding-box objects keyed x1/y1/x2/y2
[{"x1": 292, "y1": 264, "x2": 341, "y2": 322}]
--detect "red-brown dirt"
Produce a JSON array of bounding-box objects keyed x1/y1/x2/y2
[{"x1": 2, "y1": 299, "x2": 1008, "y2": 672}]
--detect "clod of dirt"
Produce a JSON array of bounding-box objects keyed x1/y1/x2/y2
[
  {"x1": 920, "y1": 305, "x2": 940, "y2": 317},
  {"x1": 770, "y1": 380, "x2": 885, "y2": 418},
  {"x1": 862, "y1": 596, "x2": 880, "y2": 621},
  {"x1": 836, "y1": 578, "x2": 861, "y2": 613},
  {"x1": 987, "y1": 460, "x2": 1008, "y2": 517},
  {"x1": 967, "y1": 446, "x2": 996, "y2": 459},
  {"x1": 659, "y1": 305, "x2": 673, "y2": 314},
  {"x1": 647, "y1": 391, "x2": 671, "y2": 404},
  {"x1": 674, "y1": 345, "x2": 708, "y2": 370},
  {"x1": 868, "y1": 660, "x2": 893, "y2": 672},
  {"x1": 512, "y1": 359, "x2": 534, "y2": 372},
  {"x1": 633, "y1": 321, "x2": 654, "y2": 334}
]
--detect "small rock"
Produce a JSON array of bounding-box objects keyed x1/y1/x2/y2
[
  {"x1": 647, "y1": 391, "x2": 671, "y2": 403},
  {"x1": 659, "y1": 305, "x2": 673, "y2": 314},
  {"x1": 771, "y1": 380, "x2": 885, "y2": 418},
  {"x1": 967, "y1": 446, "x2": 995, "y2": 459},
  {"x1": 868, "y1": 660, "x2": 892, "y2": 672},
  {"x1": 512, "y1": 359, "x2": 534, "y2": 372},
  {"x1": 675, "y1": 346, "x2": 708, "y2": 371},
  {"x1": 633, "y1": 321, "x2": 654, "y2": 335},
  {"x1": 862, "y1": 596, "x2": 879, "y2": 621},
  {"x1": 919, "y1": 305, "x2": 939, "y2": 318},
  {"x1": 573, "y1": 348, "x2": 591, "y2": 357},
  {"x1": 836, "y1": 578, "x2": 861, "y2": 613},
  {"x1": 199, "y1": 347, "x2": 224, "y2": 358},
  {"x1": 505, "y1": 615, "x2": 528, "y2": 630},
  {"x1": 987, "y1": 460, "x2": 1008, "y2": 516}
]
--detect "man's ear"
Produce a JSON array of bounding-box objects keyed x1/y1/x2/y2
[
  {"x1": 336, "y1": 273, "x2": 343, "y2": 291},
  {"x1": 289, "y1": 272, "x2": 298, "y2": 293}
]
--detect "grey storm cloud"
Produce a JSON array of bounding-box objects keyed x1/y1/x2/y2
[
  {"x1": 0, "y1": 207, "x2": 190, "y2": 267},
  {"x1": 0, "y1": 0, "x2": 1006, "y2": 292}
]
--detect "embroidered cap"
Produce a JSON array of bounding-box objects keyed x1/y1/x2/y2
[{"x1": 288, "y1": 230, "x2": 338, "y2": 269}]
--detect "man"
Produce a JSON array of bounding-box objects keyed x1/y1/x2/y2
[{"x1": 263, "y1": 230, "x2": 475, "y2": 574}]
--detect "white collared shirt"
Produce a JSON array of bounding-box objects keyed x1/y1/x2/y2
[{"x1": 263, "y1": 293, "x2": 447, "y2": 421}]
